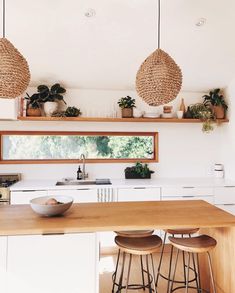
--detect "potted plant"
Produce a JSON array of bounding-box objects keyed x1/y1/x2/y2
[
  {"x1": 125, "y1": 162, "x2": 154, "y2": 179},
  {"x1": 33, "y1": 83, "x2": 67, "y2": 116},
  {"x1": 187, "y1": 103, "x2": 215, "y2": 132},
  {"x1": 203, "y1": 88, "x2": 228, "y2": 119},
  {"x1": 25, "y1": 93, "x2": 42, "y2": 117},
  {"x1": 52, "y1": 106, "x2": 82, "y2": 117},
  {"x1": 118, "y1": 96, "x2": 136, "y2": 118}
]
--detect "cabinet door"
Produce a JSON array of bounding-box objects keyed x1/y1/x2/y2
[
  {"x1": 10, "y1": 190, "x2": 48, "y2": 204},
  {"x1": 215, "y1": 204, "x2": 235, "y2": 216},
  {"x1": 161, "y1": 187, "x2": 213, "y2": 197},
  {"x1": 162, "y1": 196, "x2": 214, "y2": 204},
  {"x1": 118, "y1": 187, "x2": 161, "y2": 202},
  {"x1": 214, "y1": 186, "x2": 235, "y2": 204},
  {"x1": 6, "y1": 233, "x2": 98, "y2": 293},
  {"x1": 49, "y1": 188, "x2": 98, "y2": 203}
]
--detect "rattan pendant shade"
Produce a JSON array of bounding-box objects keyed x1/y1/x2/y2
[
  {"x1": 0, "y1": 38, "x2": 30, "y2": 98},
  {"x1": 136, "y1": 0, "x2": 182, "y2": 106},
  {"x1": 136, "y1": 48, "x2": 182, "y2": 106}
]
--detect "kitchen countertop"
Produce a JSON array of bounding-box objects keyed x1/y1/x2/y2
[
  {"x1": 10, "y1": 177, "x2": 235, "y2": 191},
  {"x1": 0, "y1": 200, "x2": 235, "y2": 236}
]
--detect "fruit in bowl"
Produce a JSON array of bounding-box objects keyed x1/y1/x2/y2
[{"x1": 30, "y1": 196, "x2": 73, "y2": 217}]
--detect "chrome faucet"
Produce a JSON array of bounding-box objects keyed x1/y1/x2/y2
[{"x1": 80, "y1": 153, "x2": 88, "y2": 180}]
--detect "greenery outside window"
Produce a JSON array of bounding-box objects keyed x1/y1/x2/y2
[{"x1": 0, "y1": 131, "x2": 158, "y2": 164}]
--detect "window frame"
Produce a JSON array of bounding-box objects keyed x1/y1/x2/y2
[{"x1": 0, "y1": 131, "x2": 159, "y2": 164}]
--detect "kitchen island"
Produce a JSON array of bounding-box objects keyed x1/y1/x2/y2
[{"x1": 0, "y1": 200, "x2": 234, "y2": 293}]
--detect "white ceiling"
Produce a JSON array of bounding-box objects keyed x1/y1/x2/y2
[{"x1": 3, "y1": 0, "x2": 235, "y2": 91}]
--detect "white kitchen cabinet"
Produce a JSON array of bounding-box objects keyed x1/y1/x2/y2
[
  {"x1": 48, "y1": 188, "x2": 98, "y2": 203},
  {"x1": 0, "y1": 98, "x2": 18, "y2": 120},
  {"x1": 214, "y1": 186, "x2": 235, "y2": 215},
  {"x1": 10, "y1": 190, "x2": 48, "y2": 204},
  {"x1": 118, "y1": 187, "x2": 161, "y2": 202},
  {"x1": 0, "y1": 237, "x2": 7, "y2": 291},
  {"x1": 162, "y1": 196, "x2": 214, "y2": 204},
  {"x1": 6, "y1": 233, "x2": 99, "y2": 293},
  {"x1": 161, "y1": 187, "x2": 213, "y2": 197}
]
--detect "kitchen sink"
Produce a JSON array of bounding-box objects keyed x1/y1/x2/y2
[
  {"x1": 56, "y1": 180, "x2": 96, "y2": 186},
  {"x1": 56, "y1": 179, "x2": 111, "y2": 186}
]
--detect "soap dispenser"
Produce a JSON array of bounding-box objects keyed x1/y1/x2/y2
[{"x1": 77, "y1": 166, "x2": 82, "y2": 180}]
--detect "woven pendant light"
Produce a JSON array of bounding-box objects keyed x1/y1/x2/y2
[
  {"x1": 136, "y1": 0, "x2": 182, "y2": 106},
  {"x1": 0, "y1": 0, "x2": 30, "y2": 99}
]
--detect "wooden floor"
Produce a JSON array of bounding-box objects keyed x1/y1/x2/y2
[{"x1": 100, "y1": 252, "x2": 197, "y2": 293}]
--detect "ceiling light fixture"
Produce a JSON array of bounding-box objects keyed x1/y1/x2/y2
[
  {"x1": 196, "y1": 18, "x2": 207, "y2": 27},
  {"x1": 85, "y1": 9, "x2": 96, "y2": 18},
  {"x1": 136, "y1": 0, "x2": 182, "y2": 106},
  {"x1": 0, "y1": 0, "x2": 30, "y2": 99}
]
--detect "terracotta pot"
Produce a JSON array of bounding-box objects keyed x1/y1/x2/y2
[
  {"x1": 26, "y1": 107, "x2": 41, "y2": 117},
  {"x1": 122, "y1": 108, "x2": 133, "y2": 118},
  {"x1": 213, "y1": 105, "x2": 225, "y2": 119}
]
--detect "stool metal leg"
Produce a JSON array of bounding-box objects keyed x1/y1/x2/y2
[
  {"x1": 150, "y1": 253, "x2": 157, "y2": 293},
  {"x1": 155, "y1": 231, "x2": 167, "y2": 286},
  {"x1": 146, "y1": 255, "x2": 152, "y2": 293},
  {"x1": 167, "y1": 244, "x2": 174, "y2": 293},
  {"x1": 207, "y1": 252, "x2": 217, "y2": 293},
  {"x1": 118, "y1": 252, "x2": 126, "y2": 293},
  {"x1": 196, "y1": 254, "x2": 202, "y2": 290},
  {"x1": 112, "y1": 249, "x2": 121, "y2": 293},
  {"x1": 191, "y1": 253, "x2": 200, "y2": 293},
  {"x1": 169, "y1": 249, "x2": 179, "y2": 293},
  {"x1": 125, "y1": 254, "x2": 132, "y2": 293},
  {"x1": 185, "y1": 253, "x2": 191, "y2": 293},
  {"x1": 140, "y1": 255, "x2": 146, "y2": 290}
]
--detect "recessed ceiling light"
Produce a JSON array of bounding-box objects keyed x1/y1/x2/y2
[
  {"x1": 196, "y1": 18, "x2": 207, "y2": 27},
  {"x1": 85, "y1": 9, "x2": 96, "y2": 18}
]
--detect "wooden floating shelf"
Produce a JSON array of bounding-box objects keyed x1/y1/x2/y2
[{"x1": 17, "y1": 116, "x2": 229, "y2": 123}]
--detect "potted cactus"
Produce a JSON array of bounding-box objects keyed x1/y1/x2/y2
[{"x1": 118, "y1": 96, "x2": 136, "y2": 118}]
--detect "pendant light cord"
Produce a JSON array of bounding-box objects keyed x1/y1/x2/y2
[
  {"x1": 157, "y1": 0, "x2": 161, "y2": 49},
  {"x1": 2, "y1": 0, "x2": 5, "y2": 38}
]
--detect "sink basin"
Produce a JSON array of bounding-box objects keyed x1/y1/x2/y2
[{"x1": 56, "y1": 180, "x2": 96, "y2": 186}]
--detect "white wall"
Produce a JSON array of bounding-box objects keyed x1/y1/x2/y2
[
  {"x1": 219, "y1": 80, "x2": 235, "y2": 180},
  {"x1": 0, "y1": 88, "x2": 226, "y2": 180}
]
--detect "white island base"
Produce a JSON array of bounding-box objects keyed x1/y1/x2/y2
[{"x1": 0, "y1": 233, "x2": 99, "y2": 293}]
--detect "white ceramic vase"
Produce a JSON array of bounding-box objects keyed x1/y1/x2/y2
[{"x1": 43, "y1": 102, "x2": 58, "y2": 117}]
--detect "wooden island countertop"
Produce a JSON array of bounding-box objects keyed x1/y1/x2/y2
[{"x1": 0, "y1": 200, "x2": 235, "y2": 236}]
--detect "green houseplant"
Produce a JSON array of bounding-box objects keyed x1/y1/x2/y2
[
  {"x1": 33, "y1": 83, "x2": 67, "y2": 116},
  {"x1": 125, "y1": 162, "x2": 154, "y2": 179},
  {"x1": 25, "y1": 92, "x2": 42, "y2": 117},
  {"x1": 52, "y1": 106, "x2": 82, "y2": 117},
  {"x1": 187, "y1": 103, "x2": 215, "y2": 132},
  {"x1": 203, "y1": 88, "x2": 228, "y2": 119},
  {"x1": 118, "y1": 96, "x2": 136, "y2": 118}
]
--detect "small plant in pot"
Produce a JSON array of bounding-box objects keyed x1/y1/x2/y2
[
  {"x1": 187, "y1": 103, "x2": 215, "y2": 133},
  {"x1": 118, "y1": 96, "x2": 136, "y2": 118},
  {"x1": 34, "y1": 83, "x2": 67, "y2": 116},
  {"x1": 52, "y1": 106, "x2": 82, "y2": 117},
  {"x1": 203, "y1": 88, "x2": 228, "y2": 119},
  {"x1": 125, "y1": 162, "x2": 154, "y2": 179},
  {"x1": 25, "y1": 93, "x2": 42, "y2": 117}
]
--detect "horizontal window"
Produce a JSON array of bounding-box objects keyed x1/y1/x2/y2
[{"x1": 0, "y1": 132, "x2": 158, "y2": 164}]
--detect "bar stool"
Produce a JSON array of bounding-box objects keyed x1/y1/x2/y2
[
  {"x1": 156, "y1": 228, "x2": 200, "y2": 292},
  {"x1": 169, "y1": 234, "x2": 217, "y2": 293},
  {"x1": 112, "y1": 230, "x2": 154, "y2": 293},
  {"x1": 113, "y1": 235, "x2": 162, "y2": 293}
]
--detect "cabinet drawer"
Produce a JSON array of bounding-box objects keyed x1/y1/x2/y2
[
  {"x1": 215, "y1": 204, "x2": 235, "y2": 216},
  {"x1": 161, "y1": 187, "x2": 213, "y2": 197},
  {"x1": 49, "y1": 189, "x2": 98, "y2": 203},
  {"x1": 162, "y1": 196, "x2": 214, "y2": 204},
  {"x1": 10, "y1": 190, "x2": 48, "y2": 204},
  {"x1": 118, "y1": 188, "x2": 160, "y2": 202},
  {"x1": 214, "y1": 187, "x2": 235, "y2": 204}
]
